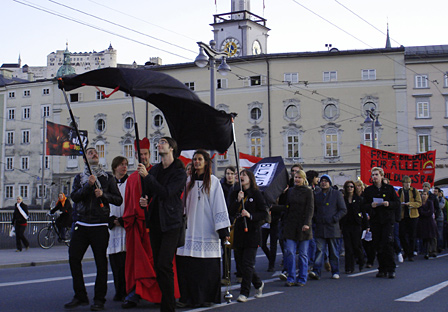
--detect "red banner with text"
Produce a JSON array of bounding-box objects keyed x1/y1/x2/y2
[{"x1": 360, "y1": 144, "x2": 436, "y2": 189}]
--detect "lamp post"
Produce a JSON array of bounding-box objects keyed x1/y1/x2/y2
[
  {"x1": 194, "y1": 40, "x2": 231, "y2": 173},
  {"x1": 364, "y1": 108, "x2": 382, "y2": 149},
  {"x1": 194, "y1": 40, "x2": 231, "y2": 109}
]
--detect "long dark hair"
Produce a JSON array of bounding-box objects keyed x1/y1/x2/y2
[
  {"x1": 241, "y1": 169, "x2": 259, "y2": 191},
  {"x1": 343, "y1": 180, "x2": 356, "y2": 198},
  {"x1": 187, "y1": 149, "x2": 212, "y2": 194}
]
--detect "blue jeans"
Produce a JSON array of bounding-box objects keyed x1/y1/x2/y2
[
  {"x1": 313, "y1": 238, "x2": 340, "y2": 276},
  {"x1": 285, "y1": 239, "x2": 310, "y2": 284}
]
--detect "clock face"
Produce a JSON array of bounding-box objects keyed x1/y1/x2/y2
[
  {"x1": 252, "y1": 40, "x2": 262, "y2": 55},
  {"x1": 221, "y1": 38, "x2": 241, "y2": 57}
]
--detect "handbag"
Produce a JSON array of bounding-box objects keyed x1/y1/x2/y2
[
  {"x1": 9, "y1": 226, "x2": 15, "y2": 237},
  {"x1": 177, "y1": 214, "x2": 187, "y2": 248}
]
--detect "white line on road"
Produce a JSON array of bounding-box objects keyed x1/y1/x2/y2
[
  {"x1": 185, "y1": 291, "x2": 284, "y2": 312},
  {"x1": 395, "y1": 281, "x2": 448, "y2": 302},
  {"x1": 0, "y1": 272, "x2": 111, "y2": 288}
]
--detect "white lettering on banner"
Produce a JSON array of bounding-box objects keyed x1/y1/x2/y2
[{"x1": 253, "y1": 163, "x2": 278, "y2": 186}]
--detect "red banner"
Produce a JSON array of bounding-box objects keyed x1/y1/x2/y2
[
  {"x1": 46, "y1": 121, "x2": 88, "y2": 156},
  {"x1": 360, "y1": 144, "x2": 436, "y2": 189}
]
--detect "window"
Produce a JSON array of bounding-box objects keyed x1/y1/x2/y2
[
  {"x1": 415, "y1": 75, "x2": 428, "y2": 88},
  {"x1": 445, "y1": 97, "x2": 448, "y2": 118},
  {"x1": 95, "y1": 142, "x2": 106, "y2": 166},
  {"x1": 23, "y1": 90, "x2": 30, "y2": 97},
  {"x1": 22, "y1": 107, "x2": 30, "y2": 119},
  {"x1": 362, "y1": 69, "x2": 376, "y2": 80},
  {"x1": 19, "y1": 185, "x2": 28, "y2": 199},
  {"x1": 151, "y1": 140, "x2": 160, "y2": 164},
  {"x1": 323, "y1": 71, "x2": 337, "y2": 82},
  {"x1": 37, "y1": 185, "x2": 47, "y2": 198},
  {"x1": 217, "y1": 78, "x2": 228, "y2": 89},
  {"x1": 22, "y1": 130, "x2": 30, "y2": 144},
  {"x1": 444, "y1": 72, "x2": 448, "y2": 88},
  {"x1": 154, "y1": 114, "x2": 164, "y2": 128},
  {"x1": 284, "y1": 73, "x2": 299, "y2": 84},
  {"x1": 5, "y1": 185, "x2": 14, "y2": 199},
  {"x1": 124, "y1": 117, "x2": 134, "y2": 130},
  {"x1": 418, "y1": 134, "x2": 430, "y2": 153},
  {"x1": 40, "y1": 156, "x2": 50, "y2": 169},
  {"x1": 363, "y1": 102, "x2": 377, "y2": 114},
  {"x1": 5, "y1": 157, "x2": 14, "y2": 171},
  {"x1": 7, "y1": 108, "x2": 15, "y2": 120},
  {"x1": 42, "y1": 105, "x2": 50, "y2": 117},
  {"x1": 96, "y1": 91, "x2": 105, "y2": 100},
  {"x1": 67, "y1": 155, "x2": 78, "y2": 168},
  {"x1": 21, "y1": 156, "x2": 29, "y2": 170},
  {"x1": 324, "y1": 104, "x2": 338, "y2": 119},
  {"x1": 417, "y1": 101, "x2": 430, "y2": 118},
  {"x1": 42, "y1": 88, "x2": 50, "y2": 95},
  {"x1": 250, "y1": 75, "x2": 262, "y2": 86},
  {"x1": 70, "y1": 93, "x2": 79, "y2": 102},
  {"x1": 363, "y1": 128, "x2": 378, "y2": 147},
  {"x1": 185, "y1": 82, "x2": 195, "y2": 91},
  {"x1": 124, "y1": 143, "x2": 134, "y2": 165},
  {"x1": 8, "y1": 91, "x2": 15, "y2": 99},
  {"x1": 285, "y1": 105, "x2": 299, "y2": 119},
  {"x1": 287, "y1": 132, "x2": 300, "y2": 158},
  {"x1": 325, "y1": 128, "x2": 339, "y2": 157},
  {"x1": 250, "y1": 131, "x2": 262, "y2": 158},
  {"x1": 96, "y1": 118, "x2": 106, "y2": 133},
  {"x1": 6, "y1": 131, "x2": 14, "y2": 145},
  {"x1": 250, "y1": 107, "x2": 262, "y2": 121}
]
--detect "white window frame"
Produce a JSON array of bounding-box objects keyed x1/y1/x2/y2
[
  {"x1": 7, "y1": 108, "x2": 15, "y2": 120},
  {"x1": 217, "y1": 78, "x2": 228, "y2": 89},
  {"x1": 415, "y1": 75, "x2": 428, "y2": 88},
  {"x1": 21, "y1": 130, "x2": 30, "y2": 144},
  {"x1": 286, "y1": 131, "x2": 300, "y2": 159},
  {"x1": 417, "y1": 101, "x2": 430, "y2": 118},
  {"x1": 5, "y1": 185, "x2": 14, "y2": 199},
  {"x1": 418, "y1": 134, "x2": 430, "y2": 153},
  {"x1": 21, "y1": 156, "x2": 29, "y2": 170},
  {"x1": 363, "y1": 128, "x2": 379, "y2": 147},
  {"x1": 67, "y1": 155, "x2": 78, "y2": 168},
  {"x1": 5, "y1": 157, "x2": 14, "y2": 171},
  {"x1": 6, "y1": 131, "x2": 14, "y2": 145},
  {"x1": 323, "y1": 71, "x2": 337, "y2": 82},
  {"x1": 37, "y1": 185, "x2": 47, "y2": 198},
  {"x1": 124, "y1": 143, "x2": 135, "y2": 165},
  {"x1": 249, "y1": 131, "x2": 263, "y2": 158},
  {"x1": 95, "y1": 118, "x2": 106, "y2": 134},
  {"x1": 42, "y1": 105, "x2": 50, "y2": 117},
  {"x1": 362, "y1": 69, "x2": 376, "y2": 80},
  {"x1": 95, "y1": 142, "x2": 106, "y2": 166},
  {"x1": 40, "y1": 156, "x2": 50, "y2": 169},
  {"x1": 19, "y1": 184, "x2": 29, "y2": 199},
  {"x1": 22, "y1": 107, "x2": 31, "y2": 120},
  {"x1": 8, "y1": 91, "x2": 15, "y2": 99},
  {"x1": 96, "y1": 91, "x2": 106, "y2": 100},
  {"x1": 444, "y1": 72, "x2": 448, "y2": 88},
  {"x1": 445, "y1": 97, "x2": 448, "y2": 118},
  {"x1": 42, "y1": 88, "x2": 50, "y2": 95},
  {"x1": 284, "y1": 73, "x2": 299, "y2": 84},
  {"x1": 23, "y1": 90, "x2": 31, "y2": 98},
  {"x1": 124, "y1": 116, "x2": 134, "y2": 131},
  {"x1": 325, "y1": 128, "x2": 339, "y2": 158},
  {"x1": 70, "y1": 93, "x2": 81, "y2": 102},
  {"x1": 185, "y1": 82, "x2": 195, "y2": 91}
]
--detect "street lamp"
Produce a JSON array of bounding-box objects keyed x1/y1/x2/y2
[
  {"x1": 194, "y1": 40, "x2": 231, "y2": 109},
  {"x1": 364, "y1": 108, "x2": 382, "y2": 149}
]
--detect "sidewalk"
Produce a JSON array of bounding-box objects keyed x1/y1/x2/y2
[{"x1": 0, "y1": 245, "x2": 94, "y2": 269}]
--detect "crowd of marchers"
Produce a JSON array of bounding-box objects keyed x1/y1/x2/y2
[{"x1": 12, "y1": 139, "x2": 446, "y2": 312}]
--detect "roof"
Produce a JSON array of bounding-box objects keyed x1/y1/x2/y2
[
  {"x1": 1, "y1": 63, "x2": 20, "y2": 68},
  {"x1": 0, "y1": 74, "x2": 29, "y2": 87}
]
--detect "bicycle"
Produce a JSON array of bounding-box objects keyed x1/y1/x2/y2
[{"x1": 37, "y1": 213, "x2": 71, "y2": 249}]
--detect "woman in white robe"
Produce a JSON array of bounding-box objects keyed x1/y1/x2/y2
[{"x1": 176, "y1": 149, "x2": 230, "y2": 308}]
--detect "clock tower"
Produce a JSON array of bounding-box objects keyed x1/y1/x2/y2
[{"x1": 212, "y1": 0, "x2": 269, "y2": 57}]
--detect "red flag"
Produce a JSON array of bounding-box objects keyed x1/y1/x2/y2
[{"x1": 239, "y1": 152, "x2": 263, "y2": 168}]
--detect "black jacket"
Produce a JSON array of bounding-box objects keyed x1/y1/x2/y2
[
  {"x1": 229, "y1": 187, "x2": 269, "y2": 249},
  {"x1": 51, "y1": 200, "x2": 73, "y2": 227},
  {"x1": 341, "y1": 194, "x2": 368, "y2": 229},
  {"x1": 143, "y1": 159, "x2": 187, "y2": 232},
  {"x1": 283, "y1": 185, "x2": 314, "y2": 241},
  {"x1": 363, "y1": 183, "x2": 400, "y2": 225},
  {"x1": 12, "y1": 202, "x2": 29, "y2": 225},
  {"x1": 71, "y1": 172, "x2": 122, "y2": 224}
]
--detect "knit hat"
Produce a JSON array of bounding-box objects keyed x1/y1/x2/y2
[{"x1": 320, "y1": 174, "x2": 332, "y2": 186}]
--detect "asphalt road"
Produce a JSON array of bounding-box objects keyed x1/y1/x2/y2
[{"x1": 1, "y1": 249, "x2": 448, "y2": 312}]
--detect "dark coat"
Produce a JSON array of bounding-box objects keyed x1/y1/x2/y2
[
  {"x1": 283, "y1": 185, "x2": 314, "y2": 241},
  {"x1": 143, "y1": 158, "x2": 187, "y2": 232},
  {"x1": 71, "y1": 172, "x2": 123, "y2": 224},
  {"x1": 229, "y1": 187, "x2": 269, "y2": 249},
  {"x1": 51, "y1": 199, "x2": 73, "y2": 227},
  {"x1": 363, "y1": 182, "x2": 400, "y2": 225},
  {"x1": 313, "y1": 187, "x2": 347, "y2": 238},
  {"x1": 12, "y1": 202, "x2": 29, "y2": 225},
  {"x1": 418, "y1": 200, "x2": 437, "y2": 239},
  {"x1": 340, "y1": 194, "x2": 368, "y2": 229}
]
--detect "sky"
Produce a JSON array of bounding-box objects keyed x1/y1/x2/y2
[{"x1": 2, "y1": 0, "x2": 447, "y2": 67}]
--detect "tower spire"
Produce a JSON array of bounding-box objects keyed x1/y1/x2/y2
[{"x1": 385, "y1": 23, "x2": 391, "y2": 48}]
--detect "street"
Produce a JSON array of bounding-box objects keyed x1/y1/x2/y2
[{"x1": 1, "y1": 248, "x2": 448, "y2": 312}]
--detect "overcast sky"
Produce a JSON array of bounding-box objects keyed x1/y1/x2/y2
[{"x1": 2, "y1": 0, "x2": 447, "y2": 67}]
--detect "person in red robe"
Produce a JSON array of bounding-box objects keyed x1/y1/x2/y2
[{"x1": 122, "y1": 137, "x2": 180, "y2": 309}]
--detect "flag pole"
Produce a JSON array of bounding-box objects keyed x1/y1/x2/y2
[
  {"x1": 131, "y1": 96, "x2": 145, "y2": 196},
  {"x1": 59, "y1": 81, "x2": 103, "y2": 207},
  {"x1": 231, "y1": 114, "x2": 248, "y2": 232}
]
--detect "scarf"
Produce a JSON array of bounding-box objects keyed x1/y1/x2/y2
[
  {"x1": 80, "y1": 164, "x2": 108, "y2": 188},
  {"x1": 57, "y1": 193, "x2": 67, "y2": 207}
]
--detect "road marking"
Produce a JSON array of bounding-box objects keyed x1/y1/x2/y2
[
  {"x1": 348, "y1": 269, "x2": 378, "y2": 277},
  {"x1": 184, "y1": 291, "x2": 284, "y2": 311},
  {"x1": 0, "y1": 272, "x2": 111, "y2": 288},
  {"x1": 395, "y1": 281, "x2": 448, "y2": 302}
]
